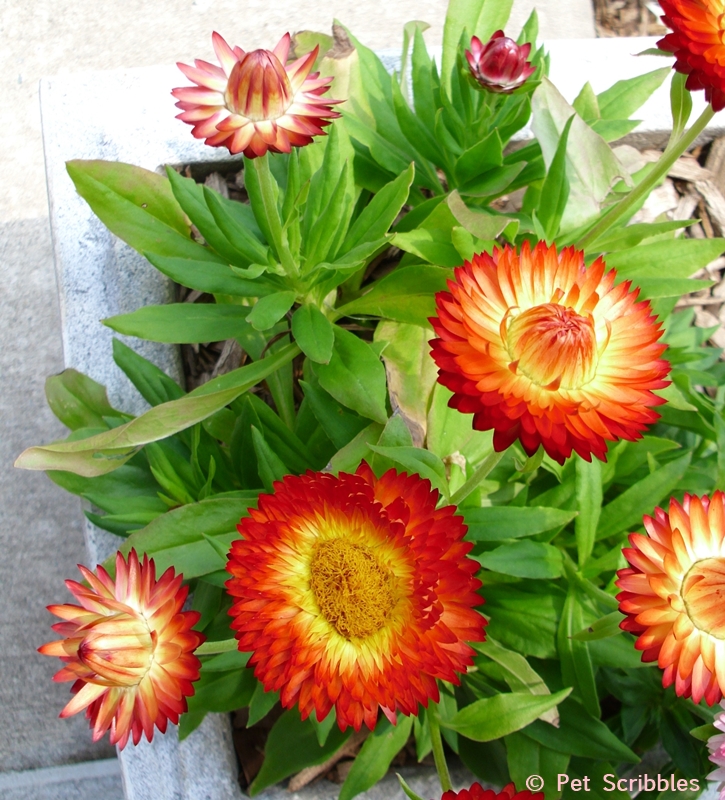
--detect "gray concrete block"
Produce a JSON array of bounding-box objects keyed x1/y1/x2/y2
[
  {"x1": 0, "y1": 758, "x2": 123, "y2": 800},
  {"x1": 257, "y1": 763, "x2": 476, "y2": 800},
  {"x1": 0, "y1": 217, "x2": 115, "y2": 772}
]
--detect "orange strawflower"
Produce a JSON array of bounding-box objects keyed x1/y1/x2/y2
[
  {"x1": 226, "y1": 463, "x2": 485, "y2": 732},
  {"x1": 617, "y1": 493, "x2": 725, "y2": 705},
  {"x1": 429, "y1": 242, "x2": 670, "y2": 464},
  {"x1": 439, "y1": 783, "x2": 543, "y2": 800},
  {"x1": 39, "y1": 550, "x2": 203, "y2": 748},
  {"x1": 659, "y1": 0, "x2": 725, "y2": 111},
  {"x1": 172, "y1": 32, "x2": 341, "y2": 157}
]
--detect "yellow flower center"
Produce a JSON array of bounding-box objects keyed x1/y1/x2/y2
[
  {"x1": 310, "y1": 539, "x2": 396, "y2": 639},
  {"x1": 78, "y1": 610, "x2": 155, "y2": 687},
  {"x1": 505, "y1": 302, "x2": 599, "y2": 390},
  {"x1": 682, "y1": 557, "x2": 725, "y2": 639}
]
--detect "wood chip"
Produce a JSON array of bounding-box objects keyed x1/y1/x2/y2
[
  {"x1": 204, "y1": 171, "x2": 230, "y2": 198},
  {"x1": 287, "y1": 730, "x2": 368, "y2": 792}
]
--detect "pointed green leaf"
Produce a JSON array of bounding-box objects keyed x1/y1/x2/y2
[
  {"x1": 247, "y1": 291, "x2": 296, "y2": 331},
  {"x1": 291, "y1": 305, "x2": 335, "y2": 364},
  {"x1": 104, "y1": 303, "x2": 251, "y2": 343}
]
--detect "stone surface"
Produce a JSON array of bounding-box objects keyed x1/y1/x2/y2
[
  {"x1": 257, "y1": 763, "x2": 476, "y2": 800},
  {"x1": 0, "y1": 217, "x2": 115, "y2": 772},
  {"x1": 0, "y1": 759, "x2": 123, "y2": 800}
]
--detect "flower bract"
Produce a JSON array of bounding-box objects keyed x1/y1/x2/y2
[
  {"x1": 172, "y1": 32, "x2": 341, "y2": 156},
  {"x1": 465, "y1": 31, "x2": 535, "y2": 93},
  {"x1": 708, "y1": 702, "x2": 725, "y2": 800},
  {"x1": 438, "y1": 783, "x2": 544, "y2": 800},
  {"x1": 659, "y1": 0, "x2": 725, "y2": 111},
  {"x1": 39, "y1": 549, "x2": 203, "y2": 748},
  {"x1": 429, "y1": 242, "x2": 670, "y2": 464},
  {"x1": 225, "y1": 463, "x2": 485, "y2": 732},
  {"x1": 617, "y1": 493, "x2": 725, "y2": 705}
]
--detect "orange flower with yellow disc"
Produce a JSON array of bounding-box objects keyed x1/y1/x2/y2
[
  {"x1": 617, "y1": 493, "x2": 725, "y2": 705},
  {"x1": 225, "y1": 464, "x2": 485, "y2": 732},
  {"x1": 659, "y1": 0, "x2": 725, "y2": 111},
  {"x1": 39, "y1": 550, "x2": 203, "y2": 749},
  {"x1": 429, "y1": 241, "x2": 670, "y2": 464},
  {"x1": 172, "y1": 31, "x2": 341, "y2": 157}
]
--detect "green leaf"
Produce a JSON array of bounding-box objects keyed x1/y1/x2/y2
[
  {"x1": 392, "y1": 229, "x2": 462, "y2": 268},
  {"x1": 572, "y1": 82, "x2": 600, "y2": 121},
  {"x1": 251, "y1": 426, "x2": 288, "y2": 491},
  {"x1": 636, "y1": 277, "x2": 714, "y2": 299},
  {"x1": 558, "y1": 588, "x2": 600, "y2": 717},
  {"x1": 374, "y1": 321, "x2": 439, "y2": 443},
  {"x1": 165, "y1": 167, "x2": 261, "y2": 267},
  {"x1": 181, "y1": 668, "x2": 257, "y2": 737},
  {"x1": 112, "y1": 339, "x2": 184, "y2": 407},
  {"x1": 16, "y1": 344, "x2": 299, "y2": 476},
  {"x1": 441, "y1": 0, "x2": 514, "y2": 95},
  {"x1": 315, "y1": 327, "x2": 388, "y2": 423},
  {"x1": 597, "y1": 68, "x2": 670, "y2": 121},
  {"x1": 476, "y1": 638, "x2": 560, "y2": 725},
  {"x1": 328, "y1": 422, "x2": 385, "y2": 474},
  {"x1": 305, "y1": 160, "x2": 356, "y2": 266},
  {"x1": 596, "y1": 452, "x2": 692, "y2": 539},
  {"x1": 203, "y1": 184, "x2": 271, "y2": 265},
  {"x1": 145, "y1": 253, "x2": 276, "y2": 297},
  {"x1": 572, "y1": 610, "x2": 625, "y2": 641},
  {"x1": 339, "y1": 717, "x2": 413, "y2": 800},
  {"x1": 531, "y1": 78, "x2": 631, "y2": 233},
  {"x1": 575, "y1": 457, "x2": 602, "y2": 566},
  {"x1": 247, "y1": 291, "x2": 296, "y2": 332},
  {"x1": 369, "y1": 444, "x2": 449, "y2": 498},
  {"x1": 477, "y1": 540, "x2": 563, "y2": 579},
  {"x1": 525, "y1": 698, "x2": 639, "y2": 763},
  {"x1": 397, "y1": 775, "x2": 425, "y2": 800},
  {"x1": 66, "y1": 160, "x2": 221, "y2": 262},
  {"x1": 111, "y1": 496, "x2": 255, "y2": 579},
  {"x1": 337, "y1": 265, "x2": 450, "y2": 325},
  {"x1": 538, "y1": 115, "x2": 574, "y2": 241},
  {"x1": 104, "y1": 303, "x2": 251, "y2": 343},
  {"x1": 464, "y1": 506, "x2": 577, "y2": 542},
  {"x1": 604, "y1": 238, "x2": 725, "y2": 280},
  {"x1": 447, "y1": 191, "x2": 514, "y2": 240},
  {"x1": 250, "y1": 709, "x2": 350, "y2": 795},
  {"x1": 300, "y1": 378, "x2": 369, "y2": 450},
  {"x1": 201, "y1": 650, "x2": 250, "y2": 672},
  {"x1": 507, "y1": 734, "x2": 570, "y2": 800},
  {"x1": 45, "y1": 369, "x2": 122, "y2": 431},
  {"x1": 247, "y1": 682, "x2": 280, "y2": 727},
  {"x1": 670, "y1": 71, "x2": 693, "y2": 139},
  {"x1": 291, "y1": 305, "x2": 335, "y2": 364},
  {"x1": 444, "y1": 689, "x2": 571, "y2": 741},
  {"x1": 341, "y1": 165, "x2": 415, "y2": 256},
  {"x1": 454, "y1": 130, "x2": 504, "y2": 186},
  {"x1": 485, "y1": 586, "x2": 563, "y2": 659}
]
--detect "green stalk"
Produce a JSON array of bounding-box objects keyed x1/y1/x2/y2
[
  {"x1": 449, "y1": 448, "x2": 505, "y2": 507},
  {"x1": 428, "y1": 704, "x2": 452, "y2": 793},
  {"x1": 252, "y1": 155, "x2": 299, "y2": 279},
  {"x1": 577, "y1": 104, "x2": 715, "y2": 251},
  {"x1": 196, "y1": 638, "x2": 238, "y2": 656}
]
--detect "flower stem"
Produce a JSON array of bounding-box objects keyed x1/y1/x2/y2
[
  {"x1": 449, "y1": 448, "x2": 505, "y2": 507},
  {"x1": 428, "y1": 704, "x2": 452, "y2": 794},
  {"x1": 577, "y1": 104, "x2": 715, "y2": 251},
  {"x1": 196, "y1": 638, "x2": 238, "y2": 655},
  {"x1": 252, "y1": 155, "x2": 299, "y2": 279}
]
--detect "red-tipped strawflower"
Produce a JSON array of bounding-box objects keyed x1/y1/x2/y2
[
  {"x1": 465, "y1": 31, "x2": 535, "y2": 93},
  {"x1": 39, "y1": 549, "x2": 203, "y2": 749},
  {"x1": 659, "y1": 0, "x2": 725, "y2": 111},
  {"x1": 173, "y1": 32, "x2": 341, "y2": 157},
  {"x1": 617, "y1": 492, "x2": 725, "y2": 706},
  {"x1": 226, "y1": 463, "x2": 486, "y2": 732},
  {"x1": 438, "y1": 783, "x2": 544, "y2": 800},
  {"x1": 430, "y1": 242, "x2": 670, "y2": 464}
]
